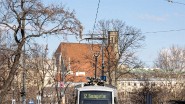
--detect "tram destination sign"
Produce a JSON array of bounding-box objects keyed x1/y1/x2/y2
[{"x1": 80, "y1": 91, "x2": 112, "y2": 100}]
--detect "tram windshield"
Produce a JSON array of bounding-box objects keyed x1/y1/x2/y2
[{"x1": 79, "y1": 91, "x2": 112, "y2": 104}]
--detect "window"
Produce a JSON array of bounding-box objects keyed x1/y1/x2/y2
[
  {"x1": 151, "y1": 82, "x2": 155, "y2": 86},
  {"x1": 79, "y1": 91, "x2": 112, "y2": 104},
  {"x1": 128, "y1": 82, "x2": 130, "y2": 86},
  {"x1": 76, "y1": 71, "x2": 85, "y2": 76},
  {"x1": 111, "y1": 37, "x2": 114, "y2": 43},
  {"x1": 121, "y1": 82, "x2": 124, "y2": 86}
]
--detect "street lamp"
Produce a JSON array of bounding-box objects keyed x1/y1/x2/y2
[
  {"x1": 78, "y1": 32, "x2": 108, "y2": 81},
  {"x1": 94, "y1": 52, "x2": 100, "y2": 79}
]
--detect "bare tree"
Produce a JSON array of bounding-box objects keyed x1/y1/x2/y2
[
  {"x1": 124, "y1": 67, "x2": 185, "y2": 104},
  {"x1": 26, "y1": 43, "x2": 57, "y2": 103},
  {"x1": 0, "y1": 0, "x2": 82, "y2": 102},
  {"x1": 130, "y1": 83, "x2": 167, "y2": 104},
  {"x1": 154, "y1": 45, "x2": 185, "y2": 103},
  {"x1": 0, "y1": 32, "x2": 20, "y2": 103},
  {"x1": 154, "y1": 45, "x2": 185, "y2": 72},
  {"x1": 96, "y1": 19, "x2": 145, "y2": 85}
]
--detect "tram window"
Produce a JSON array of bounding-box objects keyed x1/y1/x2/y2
[{"x1": 79, "y1": 91, "x2": 112, "y2": 104}]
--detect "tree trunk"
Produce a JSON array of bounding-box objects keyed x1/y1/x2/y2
[{"x1": 0, "y1": 41, "x2": 24, "y2": 103}]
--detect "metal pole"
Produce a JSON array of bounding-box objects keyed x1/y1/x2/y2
[
  {"x1": 94, "y1": 53, "x2": 99, "y2": 79},
  {"x1": 61, "y1": 54, "x2": 65, "y2": 104},
  {"x1": 79, "y1": 31, "x2": 107, "y2": 80},
  {"x1": 101, "y1": 31, "x2": 105, "y2": 77},
  {"x1": 95, "y1": 56, "x2": 97, "y2": 79}
]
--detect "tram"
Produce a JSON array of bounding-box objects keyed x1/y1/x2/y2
[{"x1": 75, "y1": 83, "x2": 117, "y2": 104}]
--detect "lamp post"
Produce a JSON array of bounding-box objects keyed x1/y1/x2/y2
[
  {"x1": 101, "y1": 30, "x2": 106, "y2": 78},
  {"x1": 81, "y1": 31, "x2": 107, "y2": 81},
  {"x1": 94, "y1": 52, "x2": 99, "y2": 79}
]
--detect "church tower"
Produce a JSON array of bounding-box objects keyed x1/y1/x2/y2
[
  {"x1": 108, "y1": 31, "x2": 118, "y2": 45},
  {"x1": 108, "y1": 31, "x2": 118, "y2": 54}
]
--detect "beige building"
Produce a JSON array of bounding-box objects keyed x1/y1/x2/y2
[{"x1": 117, "y1": 69, "x2": 185, "y2": 104}]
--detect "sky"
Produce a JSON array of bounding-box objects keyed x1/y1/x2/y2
[{"x1": 36, "y1": 0, "x2": 185, "y2": 68}]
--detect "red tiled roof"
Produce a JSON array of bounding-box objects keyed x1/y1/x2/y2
[{"x1": 55, "y1": 42, "x2": 103, "y2": 83}]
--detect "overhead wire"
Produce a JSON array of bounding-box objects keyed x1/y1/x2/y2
[
  {"x1": 165, "y1": 0, "x2": 185, "y2": 5},
  {"x1": 142, "y1": 28, "x2": 185, "y2": 34},
  {"x1": 132, "y1": 0, "x2": 185, "y2": 35},
  {"x1": 89, "y1": 0, "x2": 101, "y2": 53},
  {"x1": 92, "y1": 0, "x2": 101, "y2": 34}
]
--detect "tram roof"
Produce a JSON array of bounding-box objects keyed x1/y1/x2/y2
[{"x1": 77, "y1": 85, "x2": 115, "y2": 92}]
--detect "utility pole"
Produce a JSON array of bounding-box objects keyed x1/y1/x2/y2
[
  {"x1": 101, "y1": 31, "x2": 105, "y2": 77},
  {"x1": 94, "y1": 52, "x2": 99, "y2": 79},
  {"x1": 83, "y1": 31, "x2": 107, "y2": 81}
]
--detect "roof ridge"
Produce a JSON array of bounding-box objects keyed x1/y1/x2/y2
[{"x1": 60, "y1": 42, "x2": 101, "y2": 45}]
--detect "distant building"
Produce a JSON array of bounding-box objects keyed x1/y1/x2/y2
[
  {"x1": 55, "y1": 31, "x2": 119, "y2": 83},
  {"x1": 55, "y1": 42, "x2": 102, "y2": 82},
  {"x1": 117, "y1": 69, "x2": 185, "y2": 103}
]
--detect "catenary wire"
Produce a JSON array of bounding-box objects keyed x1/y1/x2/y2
[
  {"x1": 89, "y1": 0, "x2": 101, "y2": 53},
  {"x1": 165, "y1": 0, "x2": 185, "y2": 5},
  {"x1": 142, "y1": 28, "x2": 185, "y2": 34},
  {"x1": 92, "y1": 0, "x2": 101, "y2": 34}
]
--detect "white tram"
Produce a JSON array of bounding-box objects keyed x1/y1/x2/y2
[{"x1": 76, "y1": 85, "x2": 117, "y2": 104}]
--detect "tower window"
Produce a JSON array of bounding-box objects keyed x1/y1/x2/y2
[{"x1": 111, "y1": 37, "x2": 114, "y2": 43}]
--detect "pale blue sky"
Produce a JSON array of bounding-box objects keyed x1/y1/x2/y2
[{"x1": 36, "y1": 0, "x2": 185, "y2": 67}]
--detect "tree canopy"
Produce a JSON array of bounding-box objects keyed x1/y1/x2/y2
[{"x1": 0, "y1": 0, "x2": 82, "y2": 102}]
